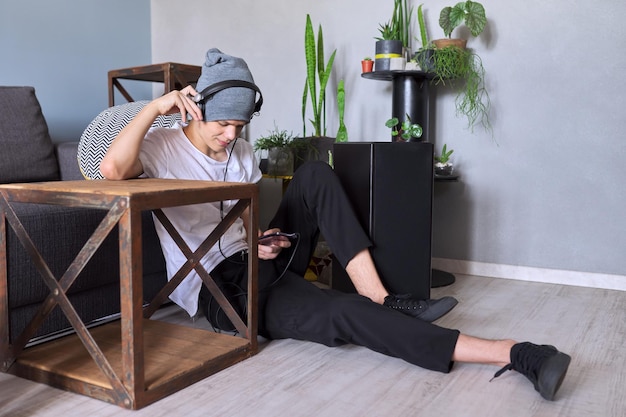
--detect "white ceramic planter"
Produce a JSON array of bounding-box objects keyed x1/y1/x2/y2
[{"x1": 389, "y1": 57, "x2": 406, "y2": 71}]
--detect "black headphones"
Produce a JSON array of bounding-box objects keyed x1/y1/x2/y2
[{"x1": 193, "y1": 80, "x2": 263, "y2": 121}]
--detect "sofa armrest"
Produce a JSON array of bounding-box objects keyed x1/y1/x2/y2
[{"x1": 55, "y1": 142, "x2": 84, "y2": 181}]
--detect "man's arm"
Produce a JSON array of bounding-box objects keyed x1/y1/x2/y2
[{"x1": 99, "y1": 87, "x2": 202, "y2": 180}]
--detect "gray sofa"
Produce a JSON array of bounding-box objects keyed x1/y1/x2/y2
[{"x1": 1, "y1": 86, "x2": 167, "y2": 344}]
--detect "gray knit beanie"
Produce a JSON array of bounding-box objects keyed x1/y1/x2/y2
[{"x1": 195, "y1": 48, "x2": 256, "y2": 122}]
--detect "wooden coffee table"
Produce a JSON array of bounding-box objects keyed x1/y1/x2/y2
[{"x1": 0, "y1": 178, "x2": 259, "y2": 409}]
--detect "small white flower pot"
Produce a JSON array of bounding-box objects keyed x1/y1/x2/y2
[{"x1": 389, "y1": 57, "x2": 406, "y2": 71}]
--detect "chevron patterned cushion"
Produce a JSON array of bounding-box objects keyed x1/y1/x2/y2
[{"x1": 77, "y1": 101, "x2": 180, "y2": 179}]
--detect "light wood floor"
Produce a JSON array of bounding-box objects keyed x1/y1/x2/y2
[{"x1": 1, "y1": 274, "x2": 624, "y2": 417}]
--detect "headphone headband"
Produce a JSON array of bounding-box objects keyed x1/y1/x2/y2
[{"x1": 193, "y1": 80, "x2": 263, "y2": 120}]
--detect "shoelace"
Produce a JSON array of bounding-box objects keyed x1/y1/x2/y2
[
  {"x1": 385, "y1": 294, "x2": 426, "y2": 311},
  {"x1": 490, "y1": 363, "x2": 513, "y2": 382}
]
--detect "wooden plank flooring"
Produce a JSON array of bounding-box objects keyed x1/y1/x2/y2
[{"x1": 1, "y1": 274, "x2": 624, "y2": 417}]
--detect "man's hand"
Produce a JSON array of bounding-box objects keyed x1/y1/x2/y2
[
  {"x1": 100, "y1": 85, "x2": 204, "y2": 180},
  {"x1": 258, "y1": 228, "x2": 291, "y2": 260},
  {"x1": 153, "y1": 86, "x2": 204, "y2": 122}
]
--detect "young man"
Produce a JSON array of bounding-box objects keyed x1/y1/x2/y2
[{"x1": 100, "y1": 48, "x2": 571, "y2": 401}]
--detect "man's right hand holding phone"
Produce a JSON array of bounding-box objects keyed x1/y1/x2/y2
[{"x1": 257, "y1": 229, "x2": 293, "y2": 260}]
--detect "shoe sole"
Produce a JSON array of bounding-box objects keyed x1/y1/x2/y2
[
  {"x1": 538, "y1": 351, "x2": 571, "y2": 400},
  {"x1": 418, "y1": 297, "x2": 459, "y2": 322}
]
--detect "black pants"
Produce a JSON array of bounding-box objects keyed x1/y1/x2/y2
[{"x1": 210, "y1": 162, "x2": 460, "y2": 373}]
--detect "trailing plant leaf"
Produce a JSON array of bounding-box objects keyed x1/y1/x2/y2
[
  {"x1": 455, "y1": 52, "x2": 491, "y2": 131},
  {"x1": 430, "y1": 45, "x2": 491, "y2": 132},
  {"x1": 432, "y1": 45, "x2": 468, "y2": 82}
]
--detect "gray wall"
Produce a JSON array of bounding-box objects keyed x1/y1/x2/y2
[
  {"x1": 1, "y1": 0, "x2": 622, "y2": 280},
  {"x1": 151, "y1": 0, "x2": 626, "y2": 279},
  {"x1": 0, "y1": 0, "x2": 152, "y2": 141}
]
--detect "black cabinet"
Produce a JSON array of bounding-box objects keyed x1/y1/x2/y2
[{"x1": 331, "y1": 142, "x2": 433, "y2": 300}]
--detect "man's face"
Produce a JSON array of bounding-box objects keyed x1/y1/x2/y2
[{"x1": 188, "y1": 119, "x2": 248, "y2": 160}]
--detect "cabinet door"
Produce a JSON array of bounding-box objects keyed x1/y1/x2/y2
[{"x1": 332, "y1": 142, "x2": 433, "y2": 300}]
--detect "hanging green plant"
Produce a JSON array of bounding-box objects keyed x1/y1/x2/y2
[{"x1": 431, "y1": 45, "x2": 491, "y2": 132}]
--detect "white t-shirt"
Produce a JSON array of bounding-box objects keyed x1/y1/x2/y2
[{"x1": 139, "y1": 122, "x2": 262, "y2": 317}]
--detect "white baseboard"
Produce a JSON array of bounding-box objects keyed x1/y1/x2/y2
[{"x1": 432, "y1": 258, "x2": 626, "y2": 292}]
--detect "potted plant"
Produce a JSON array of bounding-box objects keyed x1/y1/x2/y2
[
  {"x1": 385, "y1": 114, "x2": 423, "y2": 142},
  {"x1": 361, "y1": 57, "x2": 374, "y2": 73},
  {"x1": 395, "y1": 0, "x2": 413, "y2": 56},
  {"x1": 254, "y1": 125, "x2": 308, "y2": 176},
  {"x1": 374, "y1": 21, "x2": 402, "y2": 71},
  {"x1": 434, "y1": 143, "x2": 454, "y2": 175},
  {"x1": 435, "y1": 0, "x2": 487, "y2": 48},
  {"x1": 413, "y1": 3, "x2": 436, "y2": 72},
  {"x1": 422, "y1": 1, "x2": 491, "y2": 132}
]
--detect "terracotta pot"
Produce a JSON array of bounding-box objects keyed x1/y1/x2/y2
[
  {"x1": 361, "y1": 60, "x2": 374, "y2": 73},
  {"x1": 432, "y1": 38, "x2": 467, "y2": 49}
]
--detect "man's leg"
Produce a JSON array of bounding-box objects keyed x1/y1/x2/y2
[
  {"x1": 453, "y1": 334, "x2": 515, "y2": 365},
  {"x1": 263, "y1": 271, "x2": 460, "y2": 373},
  {"x1": 268, "y1": 162, "x2": 456, "y2": 321},
  {"x1": 453, "y1": 334, "x2": 571, "y2": 401}
]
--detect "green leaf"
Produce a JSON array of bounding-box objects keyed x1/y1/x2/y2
[
  {"x1": 317, "y1": 25, "x2": 325, "y2": 75},
  {"x1": 465, "y1": 1, "x2": 486, "y2": 36},
  {"x1": 305, "y1": 15, "x2": 318, "y2": 132},
  {"x1": 448, "y1": 4, "x2": 466, "y2": 37},
  {"x1": 316, "y1": 49, "x2": 336, "y2": 136},
  {"x1": 385, "y1": 117, "x2": 399, "y2": 128},
  {"x1": 417, "y1": 4, "x2": 429, "y2": 48},
  {"x1": 302, "y1": 81, "x2": 308, "y2": 137},
  {"x1": 439, "y1": 6, "x2": 454, "y2": 38}
]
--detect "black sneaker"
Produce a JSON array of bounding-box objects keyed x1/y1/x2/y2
[
  {"x1": 383, "y1": 294, "x2": 458, "y2": 322},
  {"x1": 491, "y1": 342, "x2": 571, "y2": 400}
]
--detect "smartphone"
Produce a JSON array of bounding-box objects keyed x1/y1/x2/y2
[{"x1": 258, "y1": 232, "x2": 298, "y2": 245}]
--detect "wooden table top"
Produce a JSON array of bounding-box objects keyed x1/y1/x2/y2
[{"x1": 0, "y1": 178, "x2": 258, "y2": 210}]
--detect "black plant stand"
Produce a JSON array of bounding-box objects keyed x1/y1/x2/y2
[
  {"x1": 363, "y1": 70, "x2": 456, "y2": 289},
  {"x1": 362, "y1": 70, "x2": 434, "y2": 142}
]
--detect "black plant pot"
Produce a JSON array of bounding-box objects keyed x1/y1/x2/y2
[
  {"x1": 294, "y1": 136, "x2": 336, "y2": 171},
  {"x1": 375, "y1": 40, "x2": 403, "y2": 72},
  {"x1": 414, "y1": 48, "x2": 435, "y2": 73}
]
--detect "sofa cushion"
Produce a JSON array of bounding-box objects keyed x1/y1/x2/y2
[
  {"x1": 0, "y1": 86, "x2": 60, "y2": 183},
  {"x1": 78, "y1": 101, "x2": 180, "y2": 179},
  {"x1": 55, "y1": 142, "x2": 84, "y2": 181}
]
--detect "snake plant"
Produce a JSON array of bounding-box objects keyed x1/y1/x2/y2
[{"x1": 303, "y1": 14, "x2": 336, "y2": 137}]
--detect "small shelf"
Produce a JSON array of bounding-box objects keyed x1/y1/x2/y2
[
  {"x1": 361, "y1": 70, "x2": 434, "y2": 81},
  {"x1": 14, "y1": 320, "x2": 252, "y2": 392}
]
